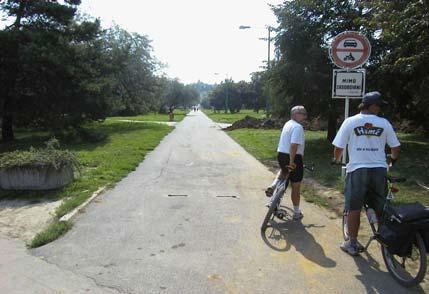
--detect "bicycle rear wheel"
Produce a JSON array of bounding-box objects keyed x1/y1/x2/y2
[{"x1": 381, "y1": 232, "x2": 427, "y2": 287}]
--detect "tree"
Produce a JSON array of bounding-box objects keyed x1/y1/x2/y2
[
  {"x1": 237, "y1": 80, "x2": 255, "y2": 111},
  {"x1": 103, "y1": 26, "x2": 159, "y2": 116},
  {"x1": 157, "y1": 79, "x2": 199, "y2": 112},
  {"x1": 250, "y1": 71, "x2": 269, "y2": 113},
  {"x1": 0, "y1": 0, "x2": 107, "y2": 140},
  {"x1": 208, "y1": 79, "x2": 243, "y2": 113},
  {"x1": 269, "y1": 0, "x2": 429, "y2": 134},
  {"x1": 188, "y1": 81, "x2": 213, "y2": 102},
  {"x1": 270, "y1": 0, "x2": 363, "y2": 140},
  {"x1": 208, "y1": 84, "x2": 226, "y2": 113},
  {"x1": 361, "y1": 1, "x2": 429, "y2": 131}
]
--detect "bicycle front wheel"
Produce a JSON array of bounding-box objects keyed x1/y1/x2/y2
[
  {"x1": 261, "y1": 189, "x2": 282, "y2": 231},
  {"x1": 342, "y1": 210, "x2": 349, "y2": 241},
  {"x1": 381, "y1": 232, "x2": 427, "y2": 287}
]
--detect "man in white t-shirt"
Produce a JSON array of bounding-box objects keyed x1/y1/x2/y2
[
  {"x1": 266, "y1": 105, "x2": 307, "y2": 220},
  {"x1": 332, "y1": 91, "x2": 401, "y2": 256}
]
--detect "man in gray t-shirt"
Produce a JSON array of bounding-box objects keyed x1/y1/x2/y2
[{"x1": 332, "y1": 91, "x2": 400, "y2": 256}]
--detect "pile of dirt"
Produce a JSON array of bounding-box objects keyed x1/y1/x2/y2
[
  {"x1": 224, "y1": 116, "x2": 285, "y2": 131},
  {"x1": 307, "y1": 116, "x2": 328, "y2": 131},
  {"x1": 224, "y1": 115, "x2": 330, "y2": 131},
  {"x1": 393, "y1": 119, "x2": 427, "y2": 135}
]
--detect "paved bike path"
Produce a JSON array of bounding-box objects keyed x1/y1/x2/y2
[{"x1": 23, "y1": 111, "x2": 428, "y2": 293}]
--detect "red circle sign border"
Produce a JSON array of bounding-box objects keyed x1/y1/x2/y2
[{"x1": 330, "y1": 31, "x2": 371, "y2": 69}]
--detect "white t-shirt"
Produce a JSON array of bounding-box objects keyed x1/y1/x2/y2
[
  {"x1": 332, "y1": 113, "x2": 400, "y2": 173},
  {"x1": 277, "y1": 120, "x2": 305, "y2": 155}
]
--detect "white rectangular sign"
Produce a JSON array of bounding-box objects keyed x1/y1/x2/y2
[{"x1": 332, "y1": 69, "x2": 365, "y2": 98}]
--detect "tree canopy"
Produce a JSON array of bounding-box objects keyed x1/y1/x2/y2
[
  {"x1": 0, "y1": 0, "x2": 162, "y2": 141},
  {"x1": 265, "y1": 0, "x2": 429, "y2": 136}
]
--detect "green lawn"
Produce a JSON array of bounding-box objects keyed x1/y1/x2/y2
[
  {"x1": 228, "y1": 129, "x2": 429, "y2": 206},
  {"x1": 109, "y1": 109, "x2": 188, "y2": 122},
  {"x1": 203, "y1": 109, "x2": 267, "y2": 123},
  {"x1": 0, "y1": 119, "x2": 173, "y2": 247}
]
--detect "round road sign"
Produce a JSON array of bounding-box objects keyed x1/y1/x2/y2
[{"x1": 329, "y1": 31, "x2": 371, "y2": 69}]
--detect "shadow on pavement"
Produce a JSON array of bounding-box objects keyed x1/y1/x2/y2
[
  {"x1": 261, "y1": 206, "x2": 336, "y2": 268},
  {"x1": 351, "y1": 251, "x2": 426, "y2": 293}
]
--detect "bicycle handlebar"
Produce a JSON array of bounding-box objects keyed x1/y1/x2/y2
[
  {"x1": 386, "y1": 175, "x2": 406, "y2": 183},
  {"x1": 331, "y1": 159, "x2": 346, "y2": 166},
  {"x1": 304, "y1": 163, "x2": 315, "y2": 172}
]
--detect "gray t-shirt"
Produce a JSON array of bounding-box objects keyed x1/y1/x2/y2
[{"x1": 277, "y1": 120, "x2": 305, "y2": 155}]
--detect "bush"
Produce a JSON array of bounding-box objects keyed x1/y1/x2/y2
[
  {"x1": 77, "y1": 128, "x2": 108, "y2": 143},
  {"x1": 0, "y1": 138, "x2": 80, "y2": 170},
  {"x1": 53, "y1": 127, "x2": 108, "y2": 143}
]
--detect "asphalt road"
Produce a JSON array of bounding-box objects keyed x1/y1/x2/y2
[{"x1": 26, "y1": 111, "x2": 428, "y2": 293}]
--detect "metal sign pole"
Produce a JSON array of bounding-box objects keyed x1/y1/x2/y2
[
  {"x1": 330, "y1": 31, "x2": 371, "y2": 179},
  {"x1": 342, "y1": 97, "x2": 350, "y2": 178}
]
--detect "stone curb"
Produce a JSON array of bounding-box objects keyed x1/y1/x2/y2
[{"x1": 59, "y1": 186, "x2": 106, "y2": 222}]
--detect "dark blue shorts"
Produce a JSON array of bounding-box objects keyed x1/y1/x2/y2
[{"x1": 344, "y1": 167, "x2": 388, "y2": 213}]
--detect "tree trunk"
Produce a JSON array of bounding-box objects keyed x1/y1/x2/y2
[
  {"x1": 1, "y1": 114, "x2": 14, "y2": 142},
  {"x1": 327, "y1": 108, "x2": 338, "y2": 142},
  {"x1": 2, "y1": 57, "x2": 17, "y2": 142},
  {"x1": 0, "y1": 0, "x2": 26, "y2": 142},
  {"x1": 2, "y1": 64, "x2": 17, "y2": 141}
]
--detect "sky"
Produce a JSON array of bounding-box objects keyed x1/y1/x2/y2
[{"x1": 79, "y1": 0, "x2": 283, "y2": 84}]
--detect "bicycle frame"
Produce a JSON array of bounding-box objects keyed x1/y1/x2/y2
[
  {"x1": 269, "y1": 178, "x2": 289, "y2": 216},
  {"x1": 262, "y1": 164, "x2": 314, "y2": 231}
]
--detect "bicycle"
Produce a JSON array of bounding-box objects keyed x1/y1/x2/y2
[
  {"x1": 261, "y1": 164, "x2": 314, "y2": 232},
  {"x1": 341, "y1": 173, "x2": 429, "y2": 287}
]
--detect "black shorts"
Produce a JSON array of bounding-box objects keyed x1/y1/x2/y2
[{"x1": 277, "y1": 152, "x2": 304, "y2": 183}]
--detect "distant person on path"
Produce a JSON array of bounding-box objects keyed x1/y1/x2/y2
[
  {"x1": 266, "y1": 105, "x2": 307, "y2": 221},
  {"x1": 168, "y1": 110, "x2": 174, "y2": 121},
  {"x1": 332, "y1": 91, "x2": 401, "y2": 256}
]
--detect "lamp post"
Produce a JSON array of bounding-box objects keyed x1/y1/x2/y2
[{"x1": 239, "y1": 25, "x2": 274, "y2": 113}]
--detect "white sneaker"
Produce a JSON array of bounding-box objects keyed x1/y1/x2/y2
[
  {"x1": 340, "y1": 240, "x2": 360, "y2": 256},
  {"x1": 293, "y1": 212, "x2": 304, "y2": 221}
]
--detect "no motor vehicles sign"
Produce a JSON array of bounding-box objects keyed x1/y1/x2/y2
[{"x1": 329, "y1": 31, "x2": 371, "y2": 69}]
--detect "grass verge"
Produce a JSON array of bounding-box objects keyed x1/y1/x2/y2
[
  {"x1": 0, "y1": 119, "x2": 173, "y2": 247},
  {"x1": 30, "y1": 221, "x2": 72, "y2": 248},
  {"x1": 109, "y1": 109, "x2": 187, "y2": 122},
  {"x1": 203, "y1": 109, "x2": 267, "y2": 123},
  {"x1": 228, "y1": 129, "x2": 429, "y2": 208}
]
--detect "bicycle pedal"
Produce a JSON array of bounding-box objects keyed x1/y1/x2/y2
[
  {"x1": 265, "y1": 187, "x2": 274, "y2": 197},
  {"x1": 275, "y1": 209, "x2": 288, "y2": 220}
]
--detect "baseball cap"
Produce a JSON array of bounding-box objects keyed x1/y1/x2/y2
[{"x1": 362, "y1": 91, "x2": 388, "y2": 106}]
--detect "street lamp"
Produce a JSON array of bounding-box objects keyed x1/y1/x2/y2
[
  {"x1": 239, "y1": 25, "x2": 273, "y2": 69},
  {"x1": 239, "y1": 25, "x2": 274, "y2": 113}
]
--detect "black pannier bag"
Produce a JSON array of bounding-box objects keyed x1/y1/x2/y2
[
  {"x1": 378, "y1": 219, "x2": 415, "y2": 256},
  {"x1": 378, "y1": 202, "x2": 429, "y2": 256}
]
